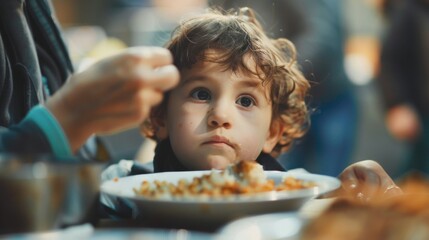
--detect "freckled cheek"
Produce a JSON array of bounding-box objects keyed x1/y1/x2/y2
[
  {"x1": 169, "y1": 122, "x2": 189, "y2": 150},
  {"x1": 167, "y1": 102, "x2": 194, "y2": 134},
  {"x1": 173, "y1": 121, "x2": 194, "y2": 136},
  {"x1": 172, "y1": 105, "x2": 206, "y2": 136}
]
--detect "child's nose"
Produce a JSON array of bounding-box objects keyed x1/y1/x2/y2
[{"x1": 207, "y1": 104, "x2": 232, "y2": 129}]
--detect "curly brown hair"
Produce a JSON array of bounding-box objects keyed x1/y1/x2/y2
[{"x1": 142, "y1": 7, "x2": 310, "y2": 156}]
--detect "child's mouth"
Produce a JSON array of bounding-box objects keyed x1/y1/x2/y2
[{"x1": 203, "y1": 136, "x2": 234, "y2": 148}]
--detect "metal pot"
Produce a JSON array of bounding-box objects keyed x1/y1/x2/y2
[{"x1": 0, "y1": 155, "x2": 106, "y2": 235}]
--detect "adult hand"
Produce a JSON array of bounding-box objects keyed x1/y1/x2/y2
[
  {"x1": 335, "y1": 160, "x2": 402, "y2": 202},
  {"x1": 46, "y1": 46, "x2": 179, "y2": 152}
]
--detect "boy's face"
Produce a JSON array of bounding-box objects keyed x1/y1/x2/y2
[{"x1": 159, "y1": 53, "x2": 281, "y2": 170}]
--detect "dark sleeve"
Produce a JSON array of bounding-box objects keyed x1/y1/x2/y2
[
  {"x1": 0, "y1": 105, "x2": 74, "y2": 157},
  {"x1": 0, "y1": 8, "x2": 52, "y2": 154},
  {"x1": 0, "y1": 118, "x2": 52, "y2": 154},
  {"x1": 0, "y1": 0, "x2": 74, "y2": 157},
  {"x1": 377, "y1": 1, "x2": 418, "y2": 110}
]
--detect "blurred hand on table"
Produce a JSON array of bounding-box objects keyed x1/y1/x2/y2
[{"x1": 334, "y1": 160, "x2": 403, "y2": 202}]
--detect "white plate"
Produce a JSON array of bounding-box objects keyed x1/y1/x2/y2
[{"x1": 100, "y1": 170, "x2": 340, "y2": 227}]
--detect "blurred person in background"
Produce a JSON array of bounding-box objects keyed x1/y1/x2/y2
[
  {"x1": 0, "y1": 0, "x2": 179, "y2": 160},
  {"x1": 377, "y1": 0, "x2": 429, "y2": 174},
  {"x1": 211, "y1": 0, "x2": 358, "y2": 176}
]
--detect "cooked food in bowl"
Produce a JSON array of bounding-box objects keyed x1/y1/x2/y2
[
  {"x1": 101, "y1": 163, "x2": 339, "y2": 227},
  {"x1": 133, "y1": 161, "x2": 316, "y2": 200}
]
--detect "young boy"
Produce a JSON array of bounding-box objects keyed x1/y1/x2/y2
[
  {"x1": 142, "y1": 7, "x2": 309, "y2": 172},
  {"x1": 104, "y1": 7, "x2": 401, "y2": 201}
]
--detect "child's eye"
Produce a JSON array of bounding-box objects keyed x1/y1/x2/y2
[
  {"x1": 236, "y1": 96, "x2": 255, "y2": 108},
  {"x1": 190, "y1": 88, "x2": 211, "y2": 101}
]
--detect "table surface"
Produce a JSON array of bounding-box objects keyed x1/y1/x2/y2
[
  {"x1": 95, "y1": 197, "x2": 336, "y2": 232},
  {"x1": 0, "y1": 198, "x2": 336, "y2": 240}
]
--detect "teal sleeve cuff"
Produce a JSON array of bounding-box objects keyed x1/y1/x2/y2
[{"x1": 25, "y1": 105, "x2": 73, "y2": 158}]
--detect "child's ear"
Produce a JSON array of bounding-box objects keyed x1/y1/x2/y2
[{"x1": 262, "y1": 119, "x2": 284, "y2": 153}]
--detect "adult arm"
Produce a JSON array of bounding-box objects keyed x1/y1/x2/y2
[
  {"x1": 0, "y1": 0, "x2": 72, "y2": 157},
  {"x1": 0, "y1": 47, "x2": 179, "y2": 157},
  {"x1": 378, "y1": 1, "x2": 422, "y2": 141},
  {"x1": 0, "y1": 0, "x2": 179, "y2": 158}
]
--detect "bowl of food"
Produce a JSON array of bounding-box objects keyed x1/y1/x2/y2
[
  {"x1": 101, "y1": 161, "x2": 340, "y2": 229},
  {"x1": 0, "y1": 154, "x2": 106, "y2": 235}
]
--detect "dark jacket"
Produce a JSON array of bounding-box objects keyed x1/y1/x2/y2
[{"x1": 0, "y1": 0, "x2": 73, "y2": 154}]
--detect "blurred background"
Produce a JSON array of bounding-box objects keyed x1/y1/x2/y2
[{"x1": 50, "y1": 0, "x2": 415, "y2": 179}]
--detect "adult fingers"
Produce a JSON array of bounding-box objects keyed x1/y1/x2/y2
[
  {"x1": 338, "y1": 169, "x2": 359, "y2": 194},
  {"x1": 128, "y1": 46, "x2": 174, "y2": 68},
  {"x1": 338, "y1": 160, "x2": 401, "y2": 202},
  {"x1": 131, "y1": 47, "x2": 180, "y2": 91},
  {"x1": 96, "y1": 87, "x2": 163, "y2": 115},
  {"x1": 98, "y1": 47, "x2": 179, "y2": 91},
  {"x1": 100, "y1": 46, "x2": 174, "y2": 79},
  {"x1": 135, "y1": 64, "x2": 180, "y2": 91}
]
